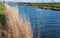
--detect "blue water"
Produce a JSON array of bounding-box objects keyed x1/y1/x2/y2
[{"x1": 8, "y1": 3, "x2": 60, "y2": 38}]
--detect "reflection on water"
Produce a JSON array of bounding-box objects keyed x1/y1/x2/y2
[{"x1": 8, "y1": 3, "x2": 60, "y2": 38}]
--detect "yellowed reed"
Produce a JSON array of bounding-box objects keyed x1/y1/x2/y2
[{"x1": 4, "y1": 3, "x2": 33, "y2": 38}]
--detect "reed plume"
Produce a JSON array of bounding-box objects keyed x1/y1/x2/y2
[{"x1": 1, "y1": 3, "x2": 33, "y2": 38}]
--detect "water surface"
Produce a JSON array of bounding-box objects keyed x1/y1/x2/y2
[{"x1": 8, "y1": 3, "x2": 60, "y2": 38}]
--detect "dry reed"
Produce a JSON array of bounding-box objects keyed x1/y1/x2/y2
[{"x1": 0, "y1": 3, "x2": 33, "y2": 38}]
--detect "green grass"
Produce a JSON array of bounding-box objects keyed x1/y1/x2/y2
[
  {"x1": 0, "y1": 3, "x2": 4, "y2": 29},
  {"x1": 0, "y1": 3, "x2": 4, "y2": 15},
  {"x1": 28, "y1": 2, "x2": 60, "y2": 8},
  {"x1": 23, "y1": 2, "x2": 60, "y2": 8}
]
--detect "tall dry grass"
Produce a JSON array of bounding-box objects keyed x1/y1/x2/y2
[{"x1": 1, "y1": 3, "x2": 33, "y2": 38}]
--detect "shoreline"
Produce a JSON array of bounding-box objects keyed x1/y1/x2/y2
[
  {"x1": 20, "y1": 4, "x2": 60, "y2": 11},
  {"x1": 36, "y1": 6, "x2": 60, "y2": 11},
  {"x1": 21, "y1": 4, "x2": 60, "y2": 11},
  {"x1": 16, "y1": 2, "x2": 60, "y2": 11},
  {"x1": 2, "y1": 2, "x2": 60, "y2": 11}
]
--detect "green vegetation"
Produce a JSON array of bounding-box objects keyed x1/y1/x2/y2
[
  {"x1": 0, "y1": 3, "x2": 4, "y2": 15},
  {"x1": 18, "y1": 2, "x2": 60, "y2": 8},
  {"x1": 30, "y1": 2, "x2": 60, "y2": 8},
  {"x1": 0, "y1": 3, "x2": 4, "y2": 28},
  {"x1": 3, "y1": 2, "x2": 60, "y2": 8}
]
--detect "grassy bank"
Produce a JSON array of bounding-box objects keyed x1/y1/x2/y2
[
  {"x1": 17, "y1": 2, "x2": 60, "y2": 8},
  {"x1": 0, "y1": 3, "x2": 4, "y2": 28},
  {"x1": 30, "y1": 2, "x2": 60, "y2": 8},
  {"x1": 3, "y1": 2, "x2": 60, "y2": 8}
]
